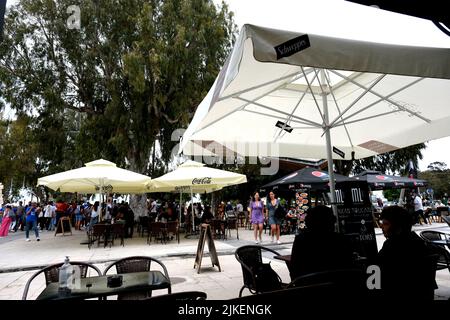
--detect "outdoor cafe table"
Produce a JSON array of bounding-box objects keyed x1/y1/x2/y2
[{"x1": 36, "y1": 271, "x2": 170, "y2": 300}]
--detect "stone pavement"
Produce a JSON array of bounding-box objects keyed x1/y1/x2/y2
[{"x1": 0, "y1": 223, "x2": 449, "y2": 300}]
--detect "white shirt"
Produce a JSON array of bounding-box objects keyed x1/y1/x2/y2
[
  {"x1": 150, "y1": 201, "x2": 157, "y2": 213},
  {"x1": 236, "y1": 203, "x2": 243, "y2": 212},
  {"x1": 414, "y1": 196, "x2": 424, "y2": 211},
  {"x1": 44, "y1": 205, "x2": 54, "y2": 218},
  {"x1": 91, "y1": 207, "x2": 100, "y2": 218}
]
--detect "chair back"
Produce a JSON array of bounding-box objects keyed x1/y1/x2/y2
[
  {"x1": 420, "y1": 230, "x2": 445, "y2": 242},
  {"x1": 150, "y1": 222, "x2": 166, "y2": 233},
  {"x1": 166, "y1": 221, "x2": 178, "y2": 233},
  {"x1": 111, "y1": 222, "x2": 124, "y2": 233},
  {"x1": 442, "y1": 215, "x2": 450, "y2": 227},
  {"x1": 93, "y1": 223, "x2": 109, "y2": 236},
  {"x1": 227, "y1": 218, "x2": 238, "y2": 230},
  {"x1": 103, "y1": 256, "x2": 171, "y2": 300},
  {"x1": 22, "y1": 262, "x2": 101, "y2": 300}
]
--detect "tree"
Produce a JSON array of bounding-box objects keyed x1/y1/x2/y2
[
  {"x1": 0, "y1": 0, "x2": 236, "y2": 212},
  {"x1": 335, "y1": 143, "x2": 426, "y2": 176},
  {"x1": 427, "y1": 161, "x2": 447, "y2": 172},
  {"x1": 419, "y1": 161, "x2": 450, "y2": 199}
]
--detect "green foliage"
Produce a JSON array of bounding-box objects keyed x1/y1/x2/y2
[
  {"x1": 419, "y1": 162, "x2": 450, "y2": 199},
  {"x1": 383, "y1": 189, "x2": 401, "y2": 202},
  {"x1": 0, "y1": 0, "x2": 237, "y2": 195},
  {"x1": 335, "y1": 143, "x2": 425, "y2": 176}
]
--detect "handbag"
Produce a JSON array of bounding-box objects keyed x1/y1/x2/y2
[
  {"x1": 253, "y1": 263, "x2": 282, "y2": 292},
  {"x1": 274, "y1": 204, "x2": 286, "y2": 220}
]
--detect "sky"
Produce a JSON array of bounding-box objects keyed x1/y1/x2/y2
[
  {"x1": 218, "y1": 0, "x2": 450, "y2": 171},
  {"x1": 3, "y1": 0, "x2": 450, "y2": 171}
]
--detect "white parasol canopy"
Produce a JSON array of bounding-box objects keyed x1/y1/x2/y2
[
  {"x1": 37, "y1": 159, "x2": 152, "y2": 194},
  {"x1": 180, "y1": 23, "x2": 450, "y2": 219},
  {"x1": 149, "y1": 160, "x2": 247, "y2": 231},
  {"x1": 149, "y1": 160, "x2": 246, "y2": 193}
]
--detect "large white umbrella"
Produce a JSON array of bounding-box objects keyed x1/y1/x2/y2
[
  {"x1": 149, "y1": 160, "x2": 247, "y2": 231},
  {"x1": 37, "y1": 159, "x2": 152, "y2": 194},
  {"x1": 180, "y1": 23, "x2": 450, "y2": 220}
]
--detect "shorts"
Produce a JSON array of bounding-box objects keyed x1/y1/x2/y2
[{"x1": 75, "y1": 215, "x2": 83, "y2": 222}]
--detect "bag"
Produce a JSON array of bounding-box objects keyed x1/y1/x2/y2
[
  {"x1": 274, "y1": 204, "x2": 286, "y2": 220},
  {"x1": 253, "y1": 263, "x2": 282, "y2": 292}
]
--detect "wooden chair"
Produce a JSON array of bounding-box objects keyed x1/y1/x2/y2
[
  {"x1": 88, "y1": 224, "x2": 112, "y2": 249},
  {"x1": 212, "y1": 219, "x2": 226, "y2": 240},
  {"x1": 148, "y1": 222, "x2": 167, "y2": 244},
  {"x1": 138, "y1": 216, "x2": 150, "y2": 237},
  {"x1": 226, "y1": 218, "x2": 239, "y2": 240},
  {"x1": 22, "y1": 261, "x2": 101, "y2": 300},
  {"x1": 165, "y1": 221, "x2": 180, "y2": 244},
  {"x1": 111, "y1": 222, "x2": 125, "y2": 247},
  {"x1": 103, "y1": 256, "x2": 171, "y2": 300}
]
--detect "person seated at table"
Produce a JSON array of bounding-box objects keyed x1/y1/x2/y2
[
  {"x1": 377, "y1": 205, "x2": 437, "y2": 300},
  {"x1": 290, "y1": 205, "x2": 354, "y2": 280},
  {"x1": 201, "y1": 205, "x2": 214, "y2": 224}
]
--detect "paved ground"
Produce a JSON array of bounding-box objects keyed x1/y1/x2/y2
[{"x1": 0, "y1": 222, "x2": 449, "y2": 300}]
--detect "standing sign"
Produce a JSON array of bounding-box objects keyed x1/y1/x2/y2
[
  {"x1": 335, "y1": 181, "x2": 378, "y2": 263},
  {"x1": 194, "y1": 224, "x2": 221, "y2": 274},
  {"x1": 55, "y1": 216, "x2": 73, "y2": 236}
]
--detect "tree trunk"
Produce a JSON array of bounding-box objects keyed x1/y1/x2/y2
[{"x1": 128, "y1": 156, "x2": 148, "y2": 220}]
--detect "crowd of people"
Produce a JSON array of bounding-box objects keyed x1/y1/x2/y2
[{"x1": 0, "y1": 199, "x2": 137, "y2": 240}]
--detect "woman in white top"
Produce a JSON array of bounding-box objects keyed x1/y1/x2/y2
[{"x1": 90, "y1": 201, "x2": 100, "y2": 228}]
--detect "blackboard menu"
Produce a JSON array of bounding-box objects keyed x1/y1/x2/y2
[{"x1": 335, "y1": 181, "x2": 378, "y2": 263}]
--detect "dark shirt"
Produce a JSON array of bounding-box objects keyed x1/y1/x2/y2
[
  {"x1": 290, "y1": 230, "x2": 355, "y2": 280},
  {"x1": 377, "y1": 232, "x2": 437, "y2": 299}
]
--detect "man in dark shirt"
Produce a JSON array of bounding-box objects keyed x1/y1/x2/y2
[{"x1": 377, "y1": 206, "x2": 437, "y2": 300}]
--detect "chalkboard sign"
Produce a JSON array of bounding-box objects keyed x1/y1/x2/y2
[
  {"x1": 194, "y1": 224, "x2": 221, "y2": 274},
  {"x1": 335, "y1": 181, "x2": 378, "y2": 263},
  {"x1": 55, "y1": 216, "x2": 73, "y2": 236}
]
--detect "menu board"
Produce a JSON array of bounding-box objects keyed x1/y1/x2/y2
[{"x1": 335, "y1": 181, "x2": 378, "y2": 263}]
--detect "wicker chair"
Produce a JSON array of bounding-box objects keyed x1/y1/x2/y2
[
  {"x1": 419, "y1": 231, "x2": 450, "y2": 273},
  {"x1": 235, "y1": 245, "x2": 286, "y2": 297},
  {"x1": 103, "y1": 256, "x2": 171, "y2": 300},
  {"x1": 22, "y1": 261, "x2": 102, "y2": 300}
]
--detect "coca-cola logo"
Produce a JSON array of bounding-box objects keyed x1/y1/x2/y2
[{"x1": 192, "y1": 177, "x2": 212, "y2": 185}]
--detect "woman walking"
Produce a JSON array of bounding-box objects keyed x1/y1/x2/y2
[
  {"x1": 267, "y1": 191, "x2": 282, "y2": 244},
  {"x1": 249, "y1": 192, "x2": 265, "y2": 244},
  {"x1": 0, "y1": 205, "x2": 13, "y2": 237}
]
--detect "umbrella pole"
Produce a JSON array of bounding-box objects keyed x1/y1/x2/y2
[
  {"x1": 321, "y1": 70, "x2": 339, "y2": 232},
  {"x1": 191, "y1": 187, "x2": 195, "y2": 232},
  {"x1": 179, "y1": 191, "x2": 182, "y2": 229}
]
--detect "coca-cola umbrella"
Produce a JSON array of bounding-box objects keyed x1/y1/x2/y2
[
  {"x1": 148, "y1": 160, "x2": 247, "y2": 232},
  {"x1": 350, "y1": 170, "x2": 428, "y2": 190}
]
